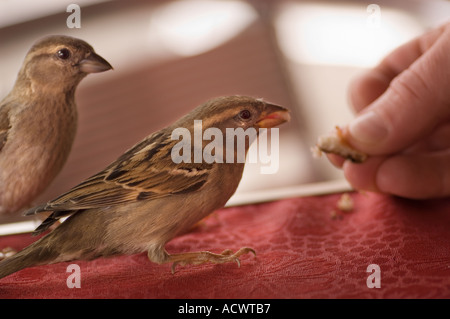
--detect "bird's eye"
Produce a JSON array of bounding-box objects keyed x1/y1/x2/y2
[
  {"x1": 57, "y1": 48, "x2": 71, "y2": 60},
  {"x1": 238, "y1": 109, "x2": 252, "y2": 120}
]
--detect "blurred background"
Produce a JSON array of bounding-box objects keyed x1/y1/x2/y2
[{"x1": 0, "y1": 0, "x2": 448, "y2": 226}]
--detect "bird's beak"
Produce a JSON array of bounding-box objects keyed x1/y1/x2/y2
[
  {"x1": 256, "y1": 103, "x2": 291, "y2": 128},
  {"x1": 79, "y1": 52, "x2": 113, "y2": 73}
]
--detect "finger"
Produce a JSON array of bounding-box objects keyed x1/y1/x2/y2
[
  {"x1": 406, "y1": 122, "x2": 450, "y2": 153},
  {"x1": 343, "y1": 150, "x2": 450, "y2": 199},
  {"x1": 349, "y1": 22, "x2": 449, "y2": 114},
  {"x1": 347, "y1": 68, "x2": 391, "y2": 113},
  {"x1": 342, "y1": 156, "x2": 385, "y2": 193},
  {"x1": 325, "y1": 153, "x2": 346, "y2": 168},
  {"x1": 346, "y1": 22, "x2": 450, "y2": 155}
]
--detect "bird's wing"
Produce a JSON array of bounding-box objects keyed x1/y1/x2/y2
[
  {"x1": 27, "y1": 130, "x2": 212, "y2": 213},
  {"x1": 0, "y1": 102, "x2": 12, "y2": 152}
]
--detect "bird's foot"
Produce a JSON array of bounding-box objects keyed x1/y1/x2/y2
[
  {"x1": 168, "y1": 247, "x2": 256, "y2": 274},
  {"x1": 0, "y1": 247, "x2": 17, "y2": 261}
]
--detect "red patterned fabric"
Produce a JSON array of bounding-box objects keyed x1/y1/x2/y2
[{"x1": 0, "y1": 192, "x2": 449, "y2": 298}]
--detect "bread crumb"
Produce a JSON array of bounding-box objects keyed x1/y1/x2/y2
[
  {"x1": 310, "y1": 145, "x2": 323, "y2": 159},
  {"x1": 0, "y1": 247, "x2": 17, "y2": 260},
  {"x1": 330, "y1": 210, "x2": 343, "y2": 220},
  {"x1": 337, "y1": 193, "x2": 353, "y2": 212},
  {"x1": 315, "y1": 127, "x2": 367, "y2": 163}
]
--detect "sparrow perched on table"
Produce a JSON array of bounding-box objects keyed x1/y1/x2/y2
[
  {"x1": 0, "y1": 35, "x2": 112, "y2": 215},
  {"x1": 0, "y1": 96, "x2": 290, "y2": 279}
]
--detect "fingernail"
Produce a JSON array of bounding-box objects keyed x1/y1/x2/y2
[{"x1": 349, "y1": 111, "x2": 388, "y2": 145}]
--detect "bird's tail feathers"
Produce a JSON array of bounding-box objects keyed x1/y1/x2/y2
[
  {"x1": 23, "y1": 206, "x2": 72, "y2": 236},
  {"x1": 0, "y1": 250, "x2": 33, "y2": 280},
  {"x1": 32, "y1": 214, "x2": 59, "y2": 236},
  {"x1": 22, "y1": 204, "x2": 47, "y2": 216},
  {"x1": 0, "y1": 236, "x2": 57, "y2": 280}
]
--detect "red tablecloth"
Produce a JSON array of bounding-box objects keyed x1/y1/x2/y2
[{"x1": 0, "y1": 192, "x2": 449, "y2": 298}]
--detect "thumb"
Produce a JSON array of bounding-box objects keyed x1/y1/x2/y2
[{"x1": 346, "y1": 23, "x2": 450, "y2": 155}]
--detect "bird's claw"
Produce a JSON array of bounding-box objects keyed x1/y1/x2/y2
[{"x1": 170, "y1": 247, "x2": 256, "y2": 274}]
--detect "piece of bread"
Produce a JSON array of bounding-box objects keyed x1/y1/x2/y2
[{"x1": 313, "y1": 127, "x2": 367, "y2": 163}]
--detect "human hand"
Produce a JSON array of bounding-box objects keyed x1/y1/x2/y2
[{"x1": 332, "y1": 22, "x2": 450, "y2": 199}]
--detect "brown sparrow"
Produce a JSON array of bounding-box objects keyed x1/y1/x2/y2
[
  {"x1": 0, "y1": 96, "x2": 289, "y2": 279},
  {"x1": 0, "y1": 35, "x2": 112, "y2": 215}
]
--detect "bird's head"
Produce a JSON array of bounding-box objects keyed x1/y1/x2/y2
[
  {"x1": 175, "y1": 95, "x2": 290, "y2": 132},
  {"x1": 170, "y1": 96, "x2": 290, "y2": 163},
  {"x1": 18, "y1": 35, "x2": 112, "y2": 91}
]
